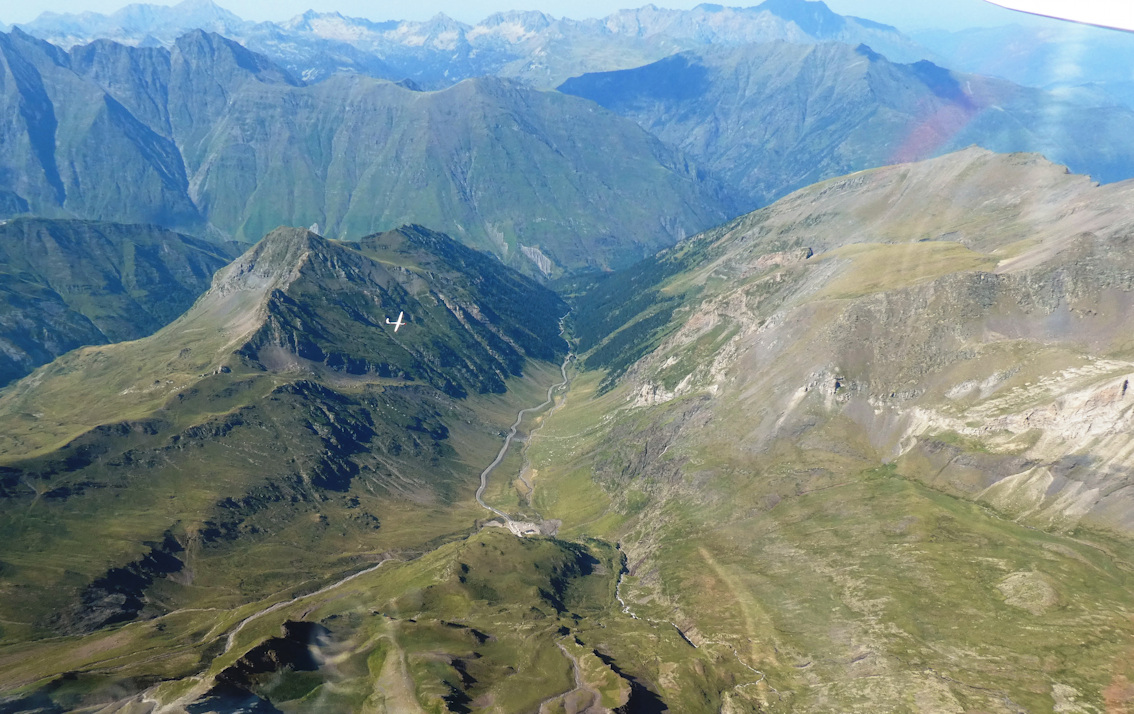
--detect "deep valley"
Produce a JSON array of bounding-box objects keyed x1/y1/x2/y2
[{"x1": 2, "y1": 1, "x2": 1134, "y2": 712}]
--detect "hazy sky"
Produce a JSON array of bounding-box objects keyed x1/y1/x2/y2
[{"x1": 0, "y1": 0, "x2": 1058, "y2": 30}]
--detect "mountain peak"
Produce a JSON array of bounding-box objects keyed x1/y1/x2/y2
[
  {"x1": 172, "y1": 30, "x2": 301, "y2": 85},
  {"x1": 245, "y1": 225, "x2": 324, "y2": 263},
  {"x1": 479, "y1": 10, "x2": 554, "y2": 30},
  {"x1": 113, "y1": 0, "x2": 245, "y2": 29},
  {"x1": 756, "y1": 0, "x2": 846, "y2": 38},
  {"x1": 172, "y1": 0, "x2": 224, "y2": 9},
  {"x1": 854, "y1": 43, "x2": 883, "y2": 61},
  {"x1": 423, "y1": 12, "x2": 462, "y2": 28},
  {"x1": 209, "y1": 226, "x2": 320, "y2": 298}
]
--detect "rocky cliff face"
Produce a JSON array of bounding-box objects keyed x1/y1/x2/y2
[{"x1": 579, "y1": 148, "x2": 1134, "y2": 536}]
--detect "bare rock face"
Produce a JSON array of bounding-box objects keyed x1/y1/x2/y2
[{"x1": 582, "y1": 148, "x2": 1134, "y2": 537}]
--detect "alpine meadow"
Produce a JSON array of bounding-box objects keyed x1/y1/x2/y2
[{"x1": 1, "y1": 1, "x2": 1134, "y2": 713}]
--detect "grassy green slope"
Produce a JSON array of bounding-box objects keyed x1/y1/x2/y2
[
  {"x1": 0, "y1": 225, "x2": 572, "y2": 696},
  {"x1": 522, "y1": 149, "x2": 1134, "y2": 712},
  {"x1": 0, "y1": 221, "x2": 754, "y2": 713},
  {"x1": 1, "y1": 29, "x2": 734, "y2": 275},
  {"x1": 8, "y1": 149, "x2": 1134, "y2": 713},
  {"x1": 188, "y1": 74, "x2": 732, "y2": 273},
  {"x1": 0, "y1": 217, "x2": 238, "y2": 387}
]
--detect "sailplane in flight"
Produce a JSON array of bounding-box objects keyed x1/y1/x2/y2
[{"x1": 385, "y1": 311, "x2": 407, "y2": 332}]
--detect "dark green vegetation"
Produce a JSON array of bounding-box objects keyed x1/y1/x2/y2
[
  {"x1": 559, "y1": 41, "x2": 1134, "y2": 210},
  {"x1": 0, "y1": 27, "x2": 732, "y2": 274},
  {"x1": 0, "y1": 224, "x2": 579, "y2": 710},
  {"x1": 4, "y1": 0, "x2": 1134, "y2": 708},
  {"x1": 0, "y1": 217, "x2": 238, "y2": 387},
  {"x1": 0, "y1": 146, "x2": 1132, "y2": 713},
  {"x1": 0, "y1": 221, "x2": 757, "y2": 712},
  {"x1": 568, "y1": 231, "x2": 720, "y2": 389},
  {"x1": 6, "y1": 143, "x2": 1134, "y2": 711}
]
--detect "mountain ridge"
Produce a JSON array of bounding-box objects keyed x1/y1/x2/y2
[
  {"x1": 519, "y1": 147, "x2": 1134, "y2": 711},
  {"x1": 12, "y1": 0, "x2": 935, "y2": 88},
  {"x1": 572, "y1": 147, "x2": 1134, "y2": 535},
  {"x1": 558, "y1": 41, "x2": 1134, "y2": 210},
  {"x1": 0, "y1": 29, "x2": 733, "y2": 272},
  {"x1": 0, "y1": 222, "x2": 568, "y2": 645},
  {"x1": 0, "y1": 217, "x2": 239, "y2": 387},
  {"x1": 4, "y1": 149, "x2": 1134, "y2": 713}
]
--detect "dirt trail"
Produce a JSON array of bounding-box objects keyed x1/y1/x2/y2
[
  {"x1": 537, "y1": 639, "x2": 603, "y2": 714},
  {"x1": 223, "y1": 557, "x2": 395, "y2": 654},
  {"x1": 615, "y1": 547, "x2": 779, "y2": 702}
]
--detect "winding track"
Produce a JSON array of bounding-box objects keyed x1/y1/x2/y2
[
  {"x1": 223, "y1": 345, "x2": 574, "y2": 658},
  {"x1": 222, "y1": 557, "x2": 395, "y2": 654},
  {"x1": 475, "y1": 351, "x2": 572, "y2": 521}
]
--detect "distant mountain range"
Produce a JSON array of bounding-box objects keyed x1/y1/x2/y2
[
  {"x1": 13, "y1": 0, "x2": 1134, "y2": 106},
  {"x1": 7, "y1": 14, "x2": 1134, "y2": 271},
  {"x1": 0, "y1": 27, "x2": 732, "y2": 273},
  {"x1": 14, "y1": 0, "x2": 933, "y2": 88},
  {"x1": 0, "y1": 223, "x2": 567, "y2": 641},
  {"x1": 560, "y1": 41, "x2": 1134, "y2": 210}
]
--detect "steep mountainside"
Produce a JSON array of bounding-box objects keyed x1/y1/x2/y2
[
  {"x1": 559, "y1": 42, "x2": 1134, "y2": 210},
  {"x1": 0, "y1": 224, "x2": 755, "y2": 714},
  {"x1": 521, "y1": 149, "x2": 1134, "y2": 711},
  {"x1": 0, "y1": 29, "x2": 204, "y2": 232},
  {"x1": 0, "y1": 218, "x2": 238, "y2": 387},
  {"x1": 15, "y1": 0, "x2": 934, "y2": 88},
  {"x1": 0, "y1": 224, "x2": 781, "y2": 714},
  {"x1": 0, "y1": 27, "x2": 732, "y2": 273},
  {"x1": 0, "y1": 223, "x2": 565, "y2": 638},
  {"x1": 179, "y1": 71, "x2": 731, "y2": 271},
  {"x1": 6, "y1": 151, "x2": 1134, "y2": 713}
]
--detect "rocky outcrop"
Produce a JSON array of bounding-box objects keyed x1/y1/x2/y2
[{"x1": 587, "y1": 149, "x2": 1134, "y2": 537}]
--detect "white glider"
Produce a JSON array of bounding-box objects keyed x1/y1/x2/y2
[{"x1": 385, "y1": 311, "x2": 406, "y2": 332}]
